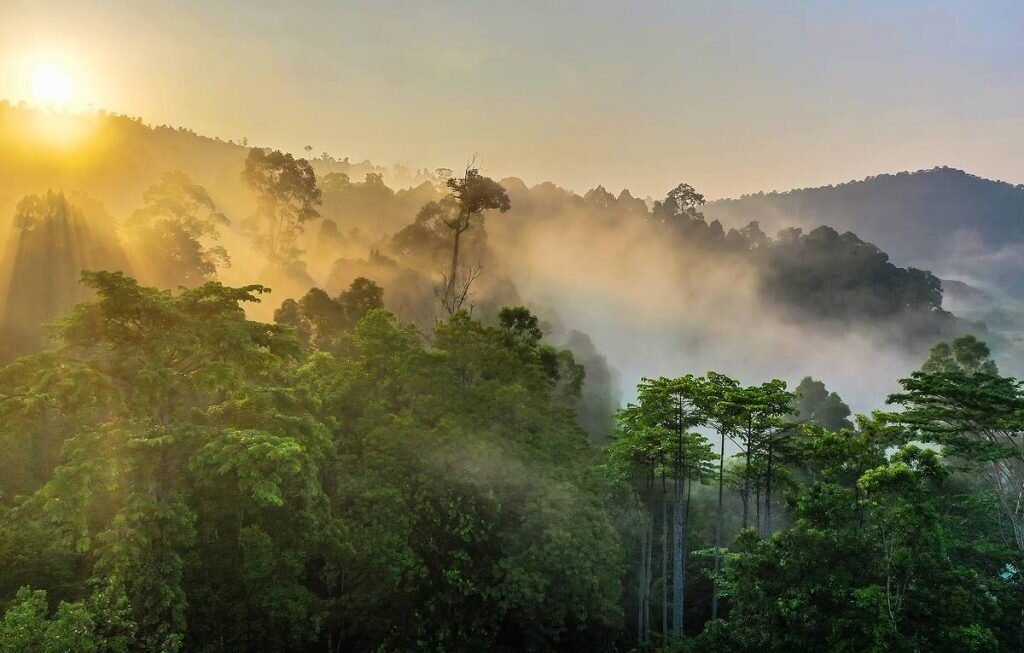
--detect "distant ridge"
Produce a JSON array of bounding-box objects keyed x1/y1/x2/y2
[
  {"x1": 4, "y1": 101, "x2": 1024, "y2": 297},
  {"x1": 705, "y1": 167, "x2": 1024, "y2": 296}
]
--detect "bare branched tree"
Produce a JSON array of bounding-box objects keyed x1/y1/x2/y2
[{"x1": 437, "y1": 262, "x2": 484, "y2": 316}]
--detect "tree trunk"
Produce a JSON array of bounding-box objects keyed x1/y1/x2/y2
[
  {"x1": 681, "y1": 476, "x2": 692, "y2": 636},
  {"x1": 741, "y1": 421, "x2": 752, "y2": 529},
  {"x1": 673, "y1": 471, "x2": 683, "y2": 635},
  {"x1": 713, "y1": 431, "x2": 725, "y2": 620},
  {"x1": 755, "y1": 476, "x2": 761, "y2": 537},
  {"x1": 646, "y1": 511, "x2": 653, "y2": 643},
  {"x1": 637, "y1": 473, "x2": 654, "y2": 645},
  {"x1": 672, "y1": 398, "x2": 685, "y2": 636},
  {"x1": 637, "y1": 506, "x2": 648, "y2": 644},
  {"x1": 445, "y1": 217, "x2": 467, "y2": 307},
  {"x1": 765, "y1": 436, "x2": 774, "y2": 536},
  {"x1": 636, "y1": 509, "x2": 644, "y2": 644},
  {"x1": 661, "y1": 468, "x2": 668, "y2": 640}
]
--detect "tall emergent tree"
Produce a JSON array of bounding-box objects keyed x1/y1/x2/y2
[
  {"x1": 241, "y1": 148, "x2": 322, "y2": 264},
  {"x1": 439, "y1": 165, "x2": 510, "y2": 313}
]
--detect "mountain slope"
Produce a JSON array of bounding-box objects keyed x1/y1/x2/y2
[
  {"x1": 704, "y1": 167, "x2": 1024, "y2": 296},
  {"x1": 0, "y1": 102, "x2": 426, "y2": 220}
]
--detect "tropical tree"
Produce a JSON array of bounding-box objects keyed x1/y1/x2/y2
[
  {"x1": 439, "y1": 166, "x2": 510, "y2": 313},
  {"x1": 126, "y1": 171, "x2": 230, "y2": 288},
  {"x1": 273, "y1": 277, "x2": 384, "y2": 352},
  {"x1": 792, "y1": 376, "x2": 853, "y2": 431},
  {"x1": 697, "y1": 372, "x2": 742, "y2": 620},
  {"x1": 241, "y1": 148, "x2": 321, "y2": 263},
  {"x1": 886, "y1": 337, "x2": 1024, "y2": 552}
]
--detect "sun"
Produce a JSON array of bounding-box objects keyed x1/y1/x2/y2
[{"x1": 30, "y1": 62, "x2": 73, "y2": 105}]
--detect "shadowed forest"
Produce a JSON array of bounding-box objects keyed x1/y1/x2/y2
[{"x1": 0, "y1": 102, "x2": 1022, "y2": 652}]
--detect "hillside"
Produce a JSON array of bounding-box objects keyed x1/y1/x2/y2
[
  {"x1": 0, "y1": 102, "x2": 428, "y2": 220},
  {"x1": 705, "y1": 167, "x2": 1024, "y2": 296}
]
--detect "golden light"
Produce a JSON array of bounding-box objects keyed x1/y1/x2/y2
[{"x1": 30, "y1": 62, "x2": 73, "y2": 106}]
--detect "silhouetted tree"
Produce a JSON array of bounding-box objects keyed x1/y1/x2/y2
[
  {"x1": 241, "y1": 148, "x2": 321, "y2": 263},
  {"x1": 439, "y1": 166, "x2": 510, "y2": 313},
  {"x1": 126, "y1": 171, "x2": 229, "y2": 288}
]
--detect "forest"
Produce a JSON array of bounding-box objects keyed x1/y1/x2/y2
[{"x1": 0, "y1": 102, "x2": 1021, "y2": 652}]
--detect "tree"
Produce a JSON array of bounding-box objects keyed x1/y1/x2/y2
[
  {"x1": 612, "y1": 376, "x2": 714, "y2": 642},
  {"x1": 126, "y1": 171, "x2": 230, "y2": 288},
  {"x1": 792, "y1": 376, "x2": 853, "y2": 431},
  {"x1": 439, "y1": 166, "x2": 510, "y2": 314},
  {"x1": 921, "y1": 335, "x2": 999, "y2": 375},
  {"x1": 886, "y1": 339, "x2": 1024, "y2": 553},
  {"x1": 697, "y1": 372, "x2": 742, "y2": 621},
  {"x1": 273, "y1": 277, "x2": 384, "y2": 352},
  {"x1": 241, "y1": 148, "x2": 321, "y2": 263},
  {"x1": 307, "y1": 306, "x2": 622, "y2": 649}
]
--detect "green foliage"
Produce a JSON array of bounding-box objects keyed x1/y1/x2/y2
[
  {"x1": 886, "y1": 337, "x2": 1024, "y2": 554},
  {"x1": 760, "y1": 226, "x2": 946, "y2": 333},
  {"x1": 273, "y1": 277, "x2": 384, "y2": 352},
  {"x1": 716, "y1": 442, "x2": 1014, "y2": 652},
  {"x1": 0, "y1": 275, "x2": 620, "y2": 652},
  {"x1": 921, "y1": 334, "x2": 999, "y2": 375}
]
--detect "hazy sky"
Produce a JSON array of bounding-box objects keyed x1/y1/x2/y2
[{"x1": 2, "y1": 0, "x2": 1021, "y2": 198}]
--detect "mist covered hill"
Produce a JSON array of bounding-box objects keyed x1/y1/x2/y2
[{"x1": 705, "y1": 167, "x2": 1024, "y2": 297}]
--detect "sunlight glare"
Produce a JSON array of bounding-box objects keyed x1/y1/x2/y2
[{"x1": 30, "y1": 62, "x2": 73, "y2": 105}]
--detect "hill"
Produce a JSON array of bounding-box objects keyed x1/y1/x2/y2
[
  {"x1": 0, "y1": 102, "x2": 430, "y2": 220},
  {"x1": 705, "y1": 167, "x2": 1024, "y2": 296}
]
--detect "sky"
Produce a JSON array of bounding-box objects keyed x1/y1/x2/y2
[{"x1": 1, "y1": 0, "x2": 1022, "y2": 199}]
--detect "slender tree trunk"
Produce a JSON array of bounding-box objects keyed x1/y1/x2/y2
[
  {"x1": 637, "y1": 507, "x2": 645, "y2": 644},
  {"x1": 741, "y1": 422, "x2": 752, "y2": 529},
  {"x1": 661, "y1": 467, "x2": 668, "y2": 640},
  {"x1": 672, "y1": 398, "x2": 685, "y2": 636},
  {"x1": 637, "y1": 473, "x2": 654, "y2": 645},
  {"x1": 673, "y1": 470, "x2": 684, "y2": 635},
  {"x1": 755, "y1": 476, "x2": 762, "y2": 537},
  {"x1": 713, "y1": 431, "x2": 725, "y2": 620},
  {"x1": 765, "y1": 436, "x2": 774, "y2": 536},
  {"x1": 681, "y1": 476, "x2": 692, "y2": 635},
  {"x1": 445, "y1": 218, "x2": 467, "y2": 307},
  {"x1": 646, "y1": 507, "x2": 653, "y2": 644}
]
